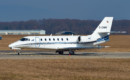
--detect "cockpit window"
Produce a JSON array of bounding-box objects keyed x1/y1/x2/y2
[{"x1": 20, "y1": 38, "x2": 30, "y2": 41}]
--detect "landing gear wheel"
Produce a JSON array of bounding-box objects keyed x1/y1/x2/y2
[
  {"x1": 69, "y1": 51, "x2": 75, "y2": 55},
  {"x1": 58, "y1": 51, "x2": 64, "y2": 55},
  {"x1": 17, "y1": 50, "x2": 21, "y2": 55}
]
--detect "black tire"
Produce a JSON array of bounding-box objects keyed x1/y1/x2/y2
[
  {"x1": 58, "y1": 51, "x2": 64, "y2": 55},
  {"x1": 69, "y1": 51, "x2": 75, "y2": 55}
]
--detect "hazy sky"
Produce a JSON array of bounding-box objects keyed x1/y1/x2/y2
[{"x1": 0, "y1": 0, "x2": 129, "y2": 21}]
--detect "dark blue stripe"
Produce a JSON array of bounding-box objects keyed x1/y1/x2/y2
[{"x1": 97, "y1": 35, "x2": 109, "y2": 42}]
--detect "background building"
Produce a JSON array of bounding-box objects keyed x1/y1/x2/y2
[{"x1": 0, "y1": 30, "x2": 45, "y2": 35}]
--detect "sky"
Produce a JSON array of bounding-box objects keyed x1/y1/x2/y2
[{"x1": 0, "y1": 0, "x2": 130, "y2": 22}]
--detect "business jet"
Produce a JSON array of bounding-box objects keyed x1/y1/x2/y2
[{"x1": 9, "y1": 17, "x2": 113, "y2": 55}]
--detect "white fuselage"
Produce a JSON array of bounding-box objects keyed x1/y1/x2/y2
[{"x1": 9, "y1": 35, "x2": 104, "y2": 51}]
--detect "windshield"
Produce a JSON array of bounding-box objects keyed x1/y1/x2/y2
[{"x1": 20, "y1": 38, "x2": 29, "y2": 41}]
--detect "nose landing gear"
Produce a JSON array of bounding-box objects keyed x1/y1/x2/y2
[
  {"x1": 13, "y1": 49, "x2": 22, "y2": 55},
  {"x1": 17, "y1": 50, "x2": 21, "y2": 55}
]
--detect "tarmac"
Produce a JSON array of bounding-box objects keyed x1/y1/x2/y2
[{"x1": 0, "y1": 51, "x2": 130, "y2": 59}]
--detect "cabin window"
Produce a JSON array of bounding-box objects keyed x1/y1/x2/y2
[
  {"x1": 57, "y1": 38, "x2": 59, "y2": 41},
  {"x1": 20, "y1": 38, "x2": 29, "y2": 41},
  {"x1": 61, "y1": 38, "x2": 63, "y2": 41},
  {"x1": 45, "y1": 38, "x2": 47, "y2": 41},
  {"x1": 66, "y1": 38, "x2": 68, "y2": 41},
  {"x1": 41, "y1": 39, "x2": 42, "y2": 41},
  {"x1": 53, "y1": 38, "x2": 55, "y2": 41},
  {"x1": 49, "y1": 38, "x2": 51, "y2": 41}
]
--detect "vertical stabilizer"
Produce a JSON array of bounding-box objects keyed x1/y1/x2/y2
[{"x1": 91, "y1": 17, "x2": 113, "y2": 40}]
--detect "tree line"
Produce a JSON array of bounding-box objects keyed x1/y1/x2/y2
[{"x1": 0, "y1": 19, "x2": 130, "y2": 34}]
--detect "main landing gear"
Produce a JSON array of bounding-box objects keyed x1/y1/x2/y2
[
  {"x1": 56, "y1": 50, "x2": 75, "y2": 55},
  {"x1": 69, "y1": 51, "x2": 75, "y2": 55},
  {"x1": 58, "y1": 51, "x2": 64, "y2": 55}
]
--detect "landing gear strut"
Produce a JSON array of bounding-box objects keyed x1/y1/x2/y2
[
  {"x1": 56, "y1": 51, "x2": 64, "y2": 55},
  {"x1": 13, "y1": 49, "x2": 22, "y2": 55},
  {"x1": 17, "y1": 50, "x2": 21, "y2": 55}
]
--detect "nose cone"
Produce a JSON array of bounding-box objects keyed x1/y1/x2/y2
[
  {"x1": 8, "y1": 42, "x2": 15, "y2": 48},
  {"x1": 9, "y1": 42, "x2": 21, "y2": 50}
]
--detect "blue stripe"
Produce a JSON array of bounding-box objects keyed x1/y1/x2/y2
[
  {"x1": 97, "y1": 35, "x2": 109, "y2": 42},
  {"x1": 24, "y1": 42, "x2": 80, "y2": 45}
]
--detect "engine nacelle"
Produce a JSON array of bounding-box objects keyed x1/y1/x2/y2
[{"x1": 77, "y1": 36, "x2": 91, "y2": 42}]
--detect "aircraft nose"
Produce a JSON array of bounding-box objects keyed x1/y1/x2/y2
[
  {"x1": 9, "y1": 43, "x2": 14, "y2": 49},
  {"x1": 8, "y1": 42, "x2": 16, "y2": 49},
  {"x1": 8, "y1": 41, "x2": 21, "y2": 50}
]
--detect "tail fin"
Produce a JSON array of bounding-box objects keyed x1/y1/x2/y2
[{"x1": 91, "y1": 17, "x2": 113, "y2": 40}]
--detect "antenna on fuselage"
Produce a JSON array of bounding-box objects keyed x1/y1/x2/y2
[{"x1": 50, "y1": 34, "x2": 52, "y2": 36}]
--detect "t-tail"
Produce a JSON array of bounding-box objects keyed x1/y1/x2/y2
[{"x1": 91, "y1": 17, "x2": 113, "y2": 45}]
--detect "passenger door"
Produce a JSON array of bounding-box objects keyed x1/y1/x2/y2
[{"x1": 35, "y1": 37, "x2": 40, "y2": 48}]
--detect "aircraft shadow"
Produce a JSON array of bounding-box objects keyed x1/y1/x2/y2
[
  {"x1": 9, "y1": 52, "x2": 99, "y2": 56},
  {"x1": 74, "y1": 53, "x2": 99, "y2": 56}
]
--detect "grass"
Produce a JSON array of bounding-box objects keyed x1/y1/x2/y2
[{"x1": 0, "y1": 59, "x2": 130, "y2": 80}]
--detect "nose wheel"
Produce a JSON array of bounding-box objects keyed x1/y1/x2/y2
[
  {"x1": 18, "y1": 52, "x2": 20, "y2": 55},
  {"x1": 17, "y1": 50, "x2": 21, "y2": 55},
  {"x1": 13, "y1": 50, "x2": 21, "y2": 55}
]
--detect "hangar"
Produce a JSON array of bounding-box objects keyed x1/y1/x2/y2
[{"x1": 0, "y1": 30, "x2": 45, "y2": 35}]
